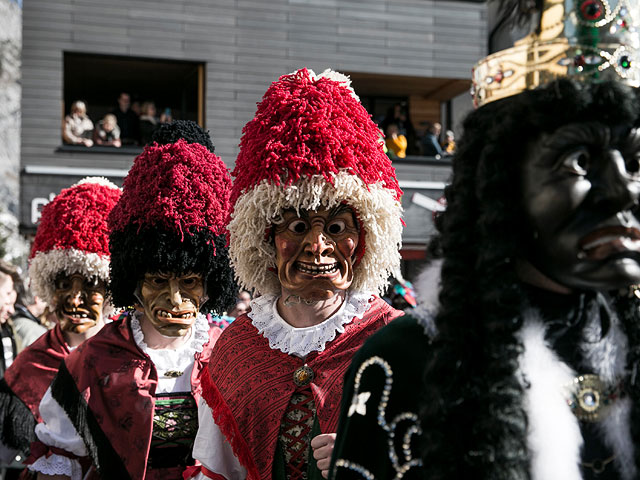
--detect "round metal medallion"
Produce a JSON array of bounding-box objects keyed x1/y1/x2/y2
[
  {"x1": 568, "y1": 374, "x2": 610, "y2": 422},
  {"x1": 293, "y1": 364, "x2": 314, "y2": 387}
]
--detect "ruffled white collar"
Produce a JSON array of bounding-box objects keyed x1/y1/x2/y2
[
  {"x1": 130, "y1": 311, "x2": 210, "y2": 372},
  {"x1": 248, "y1": 291, "x2": 373, "y2": 357}
]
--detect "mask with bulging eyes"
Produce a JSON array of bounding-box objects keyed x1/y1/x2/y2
[
  {"x1": 273, "y1": 205, "x2": 360, "y2": 302},
  {"x1": 520, "y1": 123, "x2": 640, "y2": 291}
]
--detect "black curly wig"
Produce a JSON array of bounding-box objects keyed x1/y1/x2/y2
[
  {"x1": 109, "y1": 120, "x2": 236, "y2": 314},
  {"x1": 420, "y1": 79, "x2": 640, "y2": 479},
  {"x1": 109, "y1": 225, "x2": 236, "y2": 313}
]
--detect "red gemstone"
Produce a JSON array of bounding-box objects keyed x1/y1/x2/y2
[{"x1": 580, "y1": 0, "x2": 604, "y2": 21}]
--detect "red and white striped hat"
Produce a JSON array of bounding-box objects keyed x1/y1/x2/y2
[
  {"x1": 229, "y1": 68, "x2": 404, "y2": 295},
  {"x1": 28, "y1": 177, "x2": 121, "y2": 305}
]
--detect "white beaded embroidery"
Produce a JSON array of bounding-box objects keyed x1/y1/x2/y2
[
  {"x1": 334, "y1": 356, "x2": 423, "y2": 479},
  {"x1": 334, "y1": 459, "x2": 375, "y2": 480}
]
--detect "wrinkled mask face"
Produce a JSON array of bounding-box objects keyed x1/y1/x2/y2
[
  {"x1": 273, "y1": 205, "x2": 360, "y2": 301},
  {"x1": 139, "y1": 272, "x2": 204, "y2": 337},
  {"x1": 53, "y1": 273, "x2": 106, "y2": 333},
  {"x1": 521, "y1": 122, "x2": 640, "y2": 291}
]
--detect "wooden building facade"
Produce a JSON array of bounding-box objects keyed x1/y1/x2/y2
[{"x1": 21, "y1": 0, "x2": 487, "y2": 269}]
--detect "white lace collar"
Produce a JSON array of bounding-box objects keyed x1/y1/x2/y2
[
  {"x1": 130, "y1": 311, "x2": 210, "y2": 372},
  {"x1": 248, "y1": 291, "x2": 373, "y2": 357}
]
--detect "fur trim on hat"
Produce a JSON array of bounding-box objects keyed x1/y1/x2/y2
[
  {"x1": 29, "y1": 249, "x2": 111, "y2": 306},
  {"x1": 229, "y1": 170, "x2": 403, "y2": 295}
]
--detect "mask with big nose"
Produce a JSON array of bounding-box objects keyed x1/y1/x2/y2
[
  {"x1": 53, "y1": 273, "x2": 106, "y2": 334},
  {"x1": 137, "y1": 272, "x2": 205, "y2": 337},
  {"x1": 274, "y1": 205, "x2": 360, "y2": 302}
]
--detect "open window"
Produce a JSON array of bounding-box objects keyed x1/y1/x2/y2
[{"x1": 61, "y1": 52, "x2": 205, "y2": 150}]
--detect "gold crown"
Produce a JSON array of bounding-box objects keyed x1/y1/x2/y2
[{"x1": 472, "y1": 0, "x2": 640, "y2": 107}]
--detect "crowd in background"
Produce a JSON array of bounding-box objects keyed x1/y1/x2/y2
[
  {"x1": 379, "y1": 102, "x2": 456, "y2": 160},
  {"x1": 62, "y1": 92, "x2": 173, "y2": 148}
]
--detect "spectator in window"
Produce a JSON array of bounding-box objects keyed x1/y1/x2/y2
[
  {"x1": 93, "y1": 113, "x2": 122, "y2": 147},
  {"x1": 442, "y1": 129, "x2": 456, "y2": 154},
  {"x1": 62, "y1": 101, "x2": 94, "y2": 147},
  {"x1": 421, "y1": 121, "x2": 444, "y2": 157},
  {"x1": 380, "y1": 102, "x2": 418, "y2": 154},
  {"x1": 385, "y1": 123, "x2": 408, "y2": 159},
  {"x1": 111, "y1": 92, "x2": 140, "y2": 145},
  {"x1": 131, "y1": 97, "x2": 142, "y2": 117},
  {"x1": 139, "y1": 101, "x2": 158, "y2": 146}
]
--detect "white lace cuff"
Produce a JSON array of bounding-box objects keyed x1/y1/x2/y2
[
  {"x1": 249, "y1": 291, "x2": 373, "y2": 357},
  {"x1": 28, "y1": 453, "x2": 83, "y2": 480}
]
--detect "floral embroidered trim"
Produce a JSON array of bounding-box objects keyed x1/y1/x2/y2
[
  {"x1": 130, "y1": 311, "x2": 209, "y2": 373},
  {"x1": 248, "y1": 291, "x2": 373, "y2": 357}
]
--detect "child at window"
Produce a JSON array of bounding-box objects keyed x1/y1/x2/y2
[{"x1": 93, "y1": 114, "x2": 122, "y2": 147}]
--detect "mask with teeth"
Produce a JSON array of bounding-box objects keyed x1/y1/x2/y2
[
  {"x1": 273, "y1": 206, "x2": 360, "y2": 302},
  {"x1": 136, "y1": 272, "x2": 204, "y2": 337},
  {"x1": 521, "y1": 123, "x2": 640, "y2": 290},
  {"x1": 53, "y1": 273, "x2": 106, "y2": 334}
]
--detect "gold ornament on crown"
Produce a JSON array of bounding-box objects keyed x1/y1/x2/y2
[{"x1": 472, "y1": 0, "x2": 640, "y2": 107}]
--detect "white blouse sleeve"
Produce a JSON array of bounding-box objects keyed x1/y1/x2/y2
[
  {"x1": 191, "y1": 397, "x2": 247, "y2": 480},
  {"x1": 28, "y1": 387, "x2": 87, "y2": 480}
]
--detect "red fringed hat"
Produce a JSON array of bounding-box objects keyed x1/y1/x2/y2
[
  {"x1": 106, "y1": 126, "x2": 236, "y2": 311},
  {"x1": 229, "y1": 68, "x2": 404, "y2": 295},
  {"x1": 108, "y1": 139, "x2": 231, "y2": 239},
  {"x1": 28, "y1": 177, "x2": 122, "y2": 305}
]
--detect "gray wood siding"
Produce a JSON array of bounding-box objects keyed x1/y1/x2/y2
[{"x1": 22, "y1": 0, "x2": 486, "y2": 171}]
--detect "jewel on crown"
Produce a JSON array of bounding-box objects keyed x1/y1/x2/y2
[{"x1": 472, "y1": 0, "x2": 640, "y2": 107}]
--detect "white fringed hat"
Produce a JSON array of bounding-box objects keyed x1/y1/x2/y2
[
  {"x1": 28, "y1": 177, "x2": 121, "y2": 306},
  {"x1": 229, "y1": 68, "x2": 404, "y2": 296}
]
